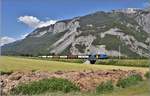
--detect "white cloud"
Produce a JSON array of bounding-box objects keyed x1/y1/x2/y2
[
  {"x1": 18, "y1": 16, "x2": 40, "y2": 28},
  {"x1": 1, "y1": 16, "x2": 56, "y2": 46},
  {"x1": 0, "y1": 36, "x2": 16, "y2": 46},
  {"x1": 20, "y1": 33, "x2": 29, "y2": 39},
  {"x1": 18, "y1": 16, "x2": 57, "y2": 28},
  {"x1": 38, "y1": 20, "x2": 57, "y2": 28},
  {"x1": 143, "y1": 2, "x2": 150, "y2": 8},
  {"x1": 0, "y1": 33, "x2": 30, "y2": 46}
]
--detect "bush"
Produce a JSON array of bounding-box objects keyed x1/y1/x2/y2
[
  {"x1": 96, "y1": 81, "x2": 114, "y2": 93},
  {"x1": 116, "y1": 74, "x2": 143, "y2": 88},
  {"x1": 144, "y1": 72, "x2": 150, "y2": 79},
  {"x1": 0, "y1": 71, "x2": 13, "y2": 75},
  {"x1": 11, "y1": 78, "x2": 80, "y2": 95}
]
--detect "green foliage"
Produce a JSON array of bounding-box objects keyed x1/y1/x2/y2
[
  {"x1": 61, "y1": 44, "x2": 72, "y2": 55},
  {"x1": 0, "y1": 71, "x2": 13, "y2": 75},
  {"x1": 144, "y1": 72, "x2": 150, "y2": 79},
  {"x1": 96, "y1": 81, "x2": 114, "y2": 93},
  {"x1": 13, "y1": 80, "x2": 149, "y2": 96},
  {"x1": 80, "y1": 11, "x2": 114, "y2": 28},
  {"x1": 11, "y1": 78, "x2": 80, "y2": 95},
  {"x1": 93, "y1": 35, "x2": 140, "y2": 58},
  {"x1": 75, "y1": 44, "x2": 86, "y2": 53},
  {"x1": 2, "y1": 30, "x2": 67, "y2": 56},
  {"x1": 116, "y1": 74, "x2": 143, "y2": 88}
]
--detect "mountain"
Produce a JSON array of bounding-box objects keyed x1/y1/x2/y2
[{"x1": 1, "y1": 8, "x2": 150, "y2": 58}]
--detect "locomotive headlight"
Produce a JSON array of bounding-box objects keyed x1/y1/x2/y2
[{"x1": 96, "y1": 54, "x2": 99, "y2": 59}]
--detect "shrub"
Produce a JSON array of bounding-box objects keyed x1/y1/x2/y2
[
  {"x1": 116, "y1": 74, "x2": 143, "y2": 88},
  {"x1": 0, "y1": 71, "x2": 13, "y2": 75},
  {"x1": 96, "y1": 81, "x2": 114, "y2": 93},
  {"x1": 11, "y1": 78, "x2": 80, "y2": 95},
  {"x1": 144, "y1": 72, "x2": 150, "y2": 79}
]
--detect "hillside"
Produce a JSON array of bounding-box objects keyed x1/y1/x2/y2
[{"x1": 1, "y1": 8, "x2": 150, "y2": 58}]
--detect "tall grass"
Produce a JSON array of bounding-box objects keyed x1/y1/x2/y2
[
  {"x1": 11, "y1": 78, "x2": 80, "y2": 95},
  {"x1": 96, "y1": 81, "x2": 114, "y2": 93},
  {"x1": 116, "y1": 74, "x2": 143, "y2": 88},
  {"x1": 144, "y1": 71, "x2": 150, "y2": 79}
]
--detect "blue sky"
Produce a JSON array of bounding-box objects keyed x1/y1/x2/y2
[{"x1": 1, "y1": 0, "x2": 150, "y2": 45}]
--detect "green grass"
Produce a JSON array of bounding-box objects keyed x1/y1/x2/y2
[
  {"x1": 36, "y1": 58, "x2": 85, "y2": 64},
  {"x1": 116, "y1": 74, "x2": 143, "y2": 88},
  {"x1": 96, "y1": 59, "x2": 150, "y2": 67},
  {"x1": 145, "y1": 71, "x2": 150, "y2": 79},
  {"x1": 96, "y1": 81, "x2": 114, "y2": 93},
  {"x1": 108, "y1": 80, "x2": 150, "y2": 96},
  {"x1": 32, "y1": 57, "x2": 150, "y2": 67},
  {"x1": 11, "y1": 78, "x2": 80, "y2": 95},
  {"x1": 18, "y1": 80, "x2": 149, "y2": 96},
  {"x1": 0, "y1": 56, "x2": 149, "y2": 73}
]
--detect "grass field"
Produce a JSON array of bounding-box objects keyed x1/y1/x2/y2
[
  {"x1": 0, "y1": 56, "x2": 150, "y2": 96},
  {"x1": 97, "y1": 59, "x2": 150, "y2": 67},
  {"x1": 0, "y1": 56, "x2": 149, "y2": 73},
  {"x1": 30, "y1": 57, "x2": 150, "y2": 67}
]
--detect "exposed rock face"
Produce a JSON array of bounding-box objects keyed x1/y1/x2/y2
[
  {"x1": 70, "y1": 35, "x2": 96, "y2": 55},
  {"x1": 114, "y1": 8, "x2": 140, "y2": 14},
  {"x1": 100, "y1": 28, "x2": 123, "y2": 38},
  {"x1": 135, "y1": 10, "x2": 150, "y2": 33},
  {"x1": 50, "y1": 19, "x2": 81, "y2": 54},
  {"x1": 53, "y1": 22, "x2": 67, "y2": 33}
]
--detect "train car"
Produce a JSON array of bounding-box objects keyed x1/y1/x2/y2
[
  {"x1": 39, "y1": 54, "x2": 108, "y2": 64},
  {"x1": 88, "y1": 54, "x2": 108, "y2": 64}
]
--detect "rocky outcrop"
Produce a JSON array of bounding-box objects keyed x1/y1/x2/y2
[
  {"x1": 70, "y1": 35, "x2": 96, "y2": 55},
  {"x1": 135, "y1": 10, "x2": 150, "y2": 33},
  {"x1": 53, "y1": 22, "x2": 67, "y2": 33},
  {"x1": 114, "y1": 8, "x2": 140, "y2": 14},
  {"x1": 50, "y1": 18, "x2": 81, "y2": 54}
]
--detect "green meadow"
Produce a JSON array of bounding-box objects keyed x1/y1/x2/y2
[{"x1": 0, "y1": 56, "x2": 149, "y2": 73}]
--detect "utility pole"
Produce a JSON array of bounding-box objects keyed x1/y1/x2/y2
[
  {"x1": 119, "y1": 45, "x2": 121, "y2": 59},
  {"x1": 117, "y1": 35, "x2": 121, "y2": 65},
  {"x1": 118, "y1": 35, "x2": 121, "y2": 60},
  {"x1": 138, "y1": 48, "x2": 140, "y2": 65}
]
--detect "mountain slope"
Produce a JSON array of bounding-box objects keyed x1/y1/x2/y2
[{"x1": 2, "y1": 9, "x2": 150, "y2": 58}]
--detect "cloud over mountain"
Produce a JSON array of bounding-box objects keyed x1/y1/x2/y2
[
  {"x1": 0, "y1": 36, "x2": 16, "y2": 46},
  {"x1": 18, "y1": 16, "x2": 57, "y2": 28}
]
